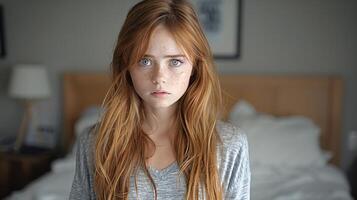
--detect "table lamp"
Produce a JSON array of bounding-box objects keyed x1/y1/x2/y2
[{"x1": 8, "y1": 64, "x2": 51, "y2": 152}]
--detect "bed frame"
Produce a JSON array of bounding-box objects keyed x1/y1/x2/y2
[{"x1": 62, "y1": 72, "x2": 343, "y2": 167}]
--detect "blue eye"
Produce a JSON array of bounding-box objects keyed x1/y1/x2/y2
[
  {"x1": 170, "y1": 59, "x2": 183, "y2": 67},
  {"x1": 139, "y1": 58, "x2": 152, "y2": 66}
]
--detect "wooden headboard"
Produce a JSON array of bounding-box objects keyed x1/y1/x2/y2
[{"x1": 63, "y1": 72, "x2": 343, "y2": 166}]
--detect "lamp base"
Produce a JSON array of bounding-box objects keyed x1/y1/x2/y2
[{"x1": 14, "y1": 101, "x2": 32, "y2": 152}]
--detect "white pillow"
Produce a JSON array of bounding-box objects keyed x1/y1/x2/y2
[
  {"x1": 74, "y1": 106, "x2": 103, "y2": 138},
  {"x1": 69, "y1": 106, "x2": 104, "y2": 156},
  {"x1": 229, "y1": 100, "x2": 331, "y2": 168}
]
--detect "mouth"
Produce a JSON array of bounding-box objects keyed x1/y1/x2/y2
[
  {"x1": 151, "y1": 90, "x2": 170, "y2": 94},
  {"x1": 151, "y1": 90, "x2": 170, "y2": 96}
]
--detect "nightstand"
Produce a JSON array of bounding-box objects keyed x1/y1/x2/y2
[{"x1": 0, "y1": 146, "x2": 54, "y2": 198}]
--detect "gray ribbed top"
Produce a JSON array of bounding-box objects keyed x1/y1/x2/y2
[{"x1": 69, "y1": 121, "x2": 251, "y2": 199}]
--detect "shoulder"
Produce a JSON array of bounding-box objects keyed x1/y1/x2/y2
[
  {"x1": 74, "y1": 124, "x2": 97, "y2": 177},
  {"x1": 76, "y1": 124, "x2": 97, "y2": 158},
  {"x1": 79, "y1": 124, "x2": 97, "y2": 143},
  {"x1": 216, "y1": 120, "x2": 248, "y2": 154},
  {"x1": 215, "y1": 121, "x2": 251, "y2": 196},
  {"x1": 215, "y1": 121, "x2": 250, "y2": 173},
  {"x1": 70, "y1": 125, "x2": 97, "y2": 199}
]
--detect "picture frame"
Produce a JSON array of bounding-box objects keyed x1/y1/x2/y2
[
  {"x1": 191, "y1": 0, "x2": 241, "y2": 59},
  {"x1": 0, "y1": 5, "x2": 6, "y2": 58}
]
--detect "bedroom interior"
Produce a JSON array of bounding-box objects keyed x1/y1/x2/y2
[{"x1": 0, "y1": 0, "x2": 356, "y2": 199}]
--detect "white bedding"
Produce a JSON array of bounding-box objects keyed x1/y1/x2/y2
[
  {"x1": 252, "y1": 164, "x2": 352, "y2": 200},
  {"x1": 6, "y1": 156, "x2": 352, "y2": 200},
  {"x1": 5, "y1": 155, "x2": 75, "y2": 200},
  {"x1": 5, "y1": 104, "x2": 353, "y2": 200}
]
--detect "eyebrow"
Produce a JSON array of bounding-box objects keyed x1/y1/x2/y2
[{"x1": 143, "y1": 54, "x2": 187, "y2": 59}]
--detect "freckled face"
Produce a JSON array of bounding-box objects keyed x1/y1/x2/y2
[{"x1": 129, "y1": 25, "x2": 193, "y2": 110}]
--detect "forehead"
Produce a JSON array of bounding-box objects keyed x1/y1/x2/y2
[{"x1": 145, "y1": 25, "x2": 187, "y2": 57}]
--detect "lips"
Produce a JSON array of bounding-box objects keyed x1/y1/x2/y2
[
  {"x1": 151, "y1": 90, "x2": 170, "y2": 94},
  {"x1": 151, "y1": 90, "x2": 170, "y2": 98}
]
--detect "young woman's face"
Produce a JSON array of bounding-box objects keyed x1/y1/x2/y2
[{"x1": 129, "y1": 25, "x2": 193, "y2": 110}]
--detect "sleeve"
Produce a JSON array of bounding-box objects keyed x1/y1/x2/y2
[
  {"x1": 225, "y1": 133, "x2": 251, "y2": 200},
  {"x1": 69, "y1": 132, "x2": 93, "y2": 200}
]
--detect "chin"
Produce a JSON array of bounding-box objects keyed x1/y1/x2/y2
[
  {"x1": 152, "y1": 104, "x2": 174, "y2": 109},
  {"x1": 148, "y1": 101, "x2": 177, "y2": 109}
]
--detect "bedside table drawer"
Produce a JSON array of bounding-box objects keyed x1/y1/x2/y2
[
  {"x1": 0, "y1": 159, "x2": 10, "y2": 196},
  {"x1": 0, "y1": 150, "x2": 53, "y2": 198}
]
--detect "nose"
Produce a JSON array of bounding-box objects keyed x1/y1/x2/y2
[{"x1": 151, "y1": 64, "x2": 166, "y2": 85}]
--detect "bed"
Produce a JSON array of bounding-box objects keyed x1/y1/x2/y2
[{"x1": 5, "y1": 72, "x2": 353, "y2": 200}]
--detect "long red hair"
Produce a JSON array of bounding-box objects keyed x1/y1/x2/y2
[{"x1": 94, "y1": 0, "x2": 223, "y2": 199}]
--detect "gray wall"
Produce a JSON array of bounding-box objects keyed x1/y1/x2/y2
[{"x1": 0, "y1": 0, "x2": 356, "y2": 170}]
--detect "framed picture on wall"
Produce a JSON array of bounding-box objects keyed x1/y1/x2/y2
[
  {"x1": 191, "y1": 0, "x2": 241, "y2": 59},
  {"x1": 0, "y1": 5, "x2": 6, "y2": 58}
]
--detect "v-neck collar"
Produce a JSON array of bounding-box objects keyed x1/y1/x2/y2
[{"x1": 147, "y1": 161, "x2": 178, "y2": 178}]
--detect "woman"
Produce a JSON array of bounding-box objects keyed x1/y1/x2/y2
[{"x1": 70, "y1": 0, "x2": 250, "y2": 199}]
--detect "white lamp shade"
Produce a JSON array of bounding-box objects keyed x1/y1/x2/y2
[{"x1": 9, "y1": 64, "x2": 51, "y2": 99}]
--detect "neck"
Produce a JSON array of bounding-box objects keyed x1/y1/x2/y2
[{"x1": 143, "y1": 104, "x2": 177, "y2": 136}]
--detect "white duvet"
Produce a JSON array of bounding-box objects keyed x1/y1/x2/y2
[
  {"x1": 5, "y1": 155, "x2": 76, "y2": 200},
  {"x1": 6, "y1": 156, "x2": 353, "y2": 200},
  {"x1": 251, "y1": 164, "x2": 352, "y2": 200},
  {"x1": 5, "y1": 104, "x2": 353, "y2": 200}
]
